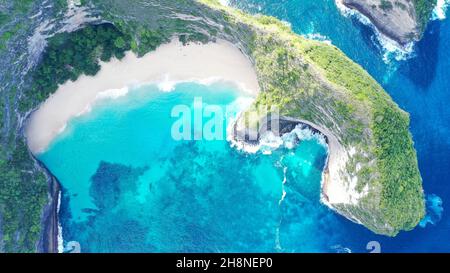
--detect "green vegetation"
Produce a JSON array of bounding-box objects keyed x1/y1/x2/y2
[
  {"x1": 414, "y1": 0, "x2": 438, "y2": 31},
  {"x1": 0, "y1": 12, "x2": 8, "y2": 25},
  {"x1": 55, "y1": 0, "x2": 69, "y2": 10},
  {"x1": 372, "y1": 105, "x2": 424, "y2": 230},
  {"x1": 11, "y1": 0, "x2": 35, "y2": 13},
  {"x1": 394, "y1": 1, "x2": 407, "y2": 10},
  {"x1": 0, "y1": 140, "x2": 48, "y2": 252},
  {"x1": 0, "y1": 0, "x2": 68, "y2": 51},
  {"x1": 1, "y1": 23, "x2": 136, "y2": 253},
  {"x1": 3, "y1": 20, "x2": 169, "y2": 252},
  {"x1": 0, "y1": 0, "x2": 44, "y2": 253},
  {"x1": 300, "y1": 41, "x2": 424, "y2": 233},
  {"x1": 199, "y1": 0, "x2": 424, "y2": 235},
  {"x1": 1, "y1": 0, "x2": 216, "y2": 252},
  {"x1": 0, "y1": 0, "x2": 36, "y2": 50},
  {"x1": 130, "y1": 27, "x2": 169, "y2": 56},
  {"x1": 22, "y1": 24, "x2": 132, "y2": 110},
  {"x1": 379, "y1": 0, "x2": 394, "y2": 11}
]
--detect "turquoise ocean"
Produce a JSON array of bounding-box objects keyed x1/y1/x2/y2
[
  {"x1": 40, "y1": 83, "x2": 336, "y2": 252},
  {"x1": 39, "y1": 0, "x2": 450, "y2": 252}
]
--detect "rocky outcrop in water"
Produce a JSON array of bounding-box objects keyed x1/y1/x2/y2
[{"x1": 337, "y1": 0, "x2": 436, "y2": 47}]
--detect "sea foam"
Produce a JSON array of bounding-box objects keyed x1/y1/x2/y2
[
  {"x1": 334, "y1": 0, "x2": 414, "y2": 62},
  {"x1": 230, "y1": 124, "x2": 328, "y2": 155},
  {"x1": 96, "y1": 86, "x2": 130, "y2": 99},
  {"x1": 52, "y1": 77, "x2": 255, "y2": 143},
  {"x1": 219, "y1": 0, "x2": 230, "y2": 6},
  {"x1": 57, "y1": 191, "x2": 64, "y2": 253},
  {"x1": 302, "y1": 33, "x2": 333, "y2": 45},
  {"x1": 419, "y1": 194, "x2": 444, "y2": 228},
  {"x1": 432, "y1": 0, "x2": 450, "y2": 20}
]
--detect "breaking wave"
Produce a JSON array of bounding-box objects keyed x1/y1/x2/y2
[
  {"x1": 432, "y1": 0, "x2": 450, "y2": 21},
  {"x1": 419, "y1": 194, "x2": 444, "y2": 228},
  {"x1": 335, "y1": 0, "x2": 414, "y2": 62},
  {"x1": 230, "y1": 124, "x2": 328, "y2": 155},
  {"x1": 302, "y1": 33, "x2": 332, "y2": 45}
]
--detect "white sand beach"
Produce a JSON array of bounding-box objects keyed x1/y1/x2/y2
[{"x1": 25, "y1": 39, "x2": 260, "y2": 154}]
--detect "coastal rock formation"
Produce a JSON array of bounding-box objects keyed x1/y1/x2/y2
[
  {"x1": 186, "y1": 0, "x2": 424, "y2": 236},
  {"x1": 337, "y1": 0, "x2": 437, "y2": 47}
]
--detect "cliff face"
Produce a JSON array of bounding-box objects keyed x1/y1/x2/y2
[
  {"x1": 196, "y1": 0, "x2": 424, "y2": 236},
  {"x1": 338, "y1": 0, "x2": 437, "y2": 47},
  {"x1": 0, "y1": 1, "x2": 99, "y2": 253}
]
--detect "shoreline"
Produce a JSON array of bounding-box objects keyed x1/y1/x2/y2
[
  {"x1": 230, "y1": 114, "x2": 353, "y2": 206},
  {"x1": 27, "y1": 37, "x2": 261, "y2": 252},
  {"x1": 25, "y1": 38, "x2": 260, "y2": 154},
  {"x1": 35, "y1": 155, "x2": 61, "y2": 253},
  {"x1": 277, "y1": 118, "x2": 351, "y2": 206}
]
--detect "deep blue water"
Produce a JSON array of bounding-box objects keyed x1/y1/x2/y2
[
  {"x1": 229, "y1": 0, "x2": 450, "y2": 252},
  {"x1": 39, "y1": 1, "x2": 450, "y2": 252}
]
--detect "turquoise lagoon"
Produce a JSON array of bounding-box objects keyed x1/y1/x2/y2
[
  {"x1": 229, "y1": 0, "x2": 450, "y2": 252},
  {"x1": 39, "y1": 0, "x2": 450, "y2": 253},
  {"x1": 38, "y1": 82, "x2": 344, "y2": 253}
]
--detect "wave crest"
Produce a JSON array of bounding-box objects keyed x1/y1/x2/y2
[
  {"x1": 419, "y1": 194, "x2": 444, "y2": 228},
  {"x1": 335, "y1": 0, "x2": 415, "y2": 62},
  {"x1": 230, "y1": 124, "x2": 328, "y2": 155},
  {"x1": 432, "y1": 0, "x2": 450, "y2": 21}
]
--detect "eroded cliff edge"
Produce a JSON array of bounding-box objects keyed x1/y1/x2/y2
[{"x1": 337, "y1": 0, "x2": 437, "y2": 47}]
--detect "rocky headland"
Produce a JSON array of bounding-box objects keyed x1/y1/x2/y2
[{"x1": 337, "y1": 0, "x2": 437, "y2": 48}]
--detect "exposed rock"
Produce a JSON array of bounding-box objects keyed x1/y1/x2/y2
[{"x1": 337, "y1": 0, "x2": 435, "y2": 47}]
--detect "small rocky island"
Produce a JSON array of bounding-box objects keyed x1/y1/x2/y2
[{"x1": 337, "y1": 0, "x2": 437, "y2": 47}]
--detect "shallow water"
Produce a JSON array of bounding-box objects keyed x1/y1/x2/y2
[
  {"x1": 229, "y1": 0, "x2": 450, "y2": 252},
  {"x1": 39, "y1": 82, "x2": 341, "y2": 252},
  {"x1": 39, "y1": 0, "x2": 450, "y2": 252}
]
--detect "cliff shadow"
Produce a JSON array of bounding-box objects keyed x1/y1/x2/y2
[
  {"x1": 400, "y1": 20, "x2": 441, "y2": 90},
  {"x1": 350, "y1": 16, "x2": 382, "y2": 54}
]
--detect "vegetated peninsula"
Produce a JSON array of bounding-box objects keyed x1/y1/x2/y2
[
  {"x1": 337, "y1": 0, "x2": 437, "y2": 47},
  {"x1": 0, "y1": 0, "x2": 424, "y2": 252}
]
